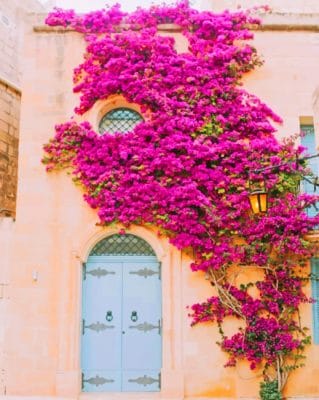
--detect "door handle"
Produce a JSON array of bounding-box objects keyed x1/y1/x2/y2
[
  {"x1": 106, "y1": 310, "x2": 113, "y2": 322},
  {"x1": 131, "y1": 311, "x2": 138, "y2": 322}
]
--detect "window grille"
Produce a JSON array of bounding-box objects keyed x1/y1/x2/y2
[
  {"x1": 99, "y1": 108, "x2": 143, "y2": 134},
  {"x1": 89, "y1": 234, "x2": 155, "y2": 256}
]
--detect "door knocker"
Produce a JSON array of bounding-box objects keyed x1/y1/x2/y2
[
  {"x1": 131, "y1": 311, "x2": 138, "y2": 322},
  {"x1": 106, "y1": 310, "x2": 113, "y2": 322}
]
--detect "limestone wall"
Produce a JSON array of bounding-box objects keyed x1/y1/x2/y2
[
  {"x1": 0, "y1": 0, "x2": 44, "y2": 216},
  {"x1": 200, "y1": 0, "x2": 319, "y2": 13},
  {"x1": 0, "y1": 217, "x2": 14, "y2": 395}
]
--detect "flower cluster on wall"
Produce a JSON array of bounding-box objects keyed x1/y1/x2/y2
[{"x1": 43, "y1": 2, "x2": 319, "y2": 397}]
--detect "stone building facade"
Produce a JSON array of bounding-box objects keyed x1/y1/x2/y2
[
  {"x1": 1, "y1": 1, "x2": 319, "y2": 399},
  {"x1": 201, "y1": 0, "x2": 319, "y2": 13}
]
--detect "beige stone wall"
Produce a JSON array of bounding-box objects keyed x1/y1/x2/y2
[
  {"x1": 200, "y1": 0, "x2": 319, "y2": 13},
  {"x1": 0, "y1": 0, "x2": 44, "y2": 216},
  {"x1": 0, "y1": 217, "x2": 14, "y2": 395},
  {"x1": 0, "y1": 0, "x2": 45, "y2": 85}
]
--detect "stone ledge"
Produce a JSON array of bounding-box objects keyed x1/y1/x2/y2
[
  {"x1": 33, "y1": 23, "x2": 182, "y2": 33},
  {"x1": 33, "y1": 13, "x2": 319, "y2": 33},
  {"x1": 258, "y1": 12, "x2": 319, "y2": 31},
  {"x1": 0, "y1": 397, "x2": 319, "y2": 400},
  {"x1": 0, "y1": 77, "x2": 21, "y2": 95}
]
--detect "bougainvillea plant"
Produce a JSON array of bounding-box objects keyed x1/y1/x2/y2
[{"x1": 43, "y1": 2, "x2": 319, "y2": 397}]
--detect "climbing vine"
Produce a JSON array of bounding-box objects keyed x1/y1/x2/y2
[{"x1": 43, "y1": 2, "x2": 319, "y2": 396}]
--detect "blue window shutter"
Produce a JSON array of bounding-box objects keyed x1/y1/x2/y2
[
  {"x1": 311, "y1": 258, "x2": 319, "y2": 344},
  {"x1": 301, "y1": 124, "x2": 318, "y2": 217}
]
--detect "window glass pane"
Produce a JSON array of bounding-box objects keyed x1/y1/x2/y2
[
  {"x1": 99, "y1": 108, "x2": 143, "y2": 134},
  {"x1": 301, "y1": 124, "x2": 318, "y2": 217}
]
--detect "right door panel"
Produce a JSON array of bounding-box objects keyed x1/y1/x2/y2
[{"x1": 121, "y1": 260, "x2": 162, "y2": 392}]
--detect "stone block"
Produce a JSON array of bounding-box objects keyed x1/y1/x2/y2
[
  {"x1": 0, "y1": 120, "x2": 9, "y2": 134},
  {"x1": 0, "y1": 141, "x2": 8, "y2": 154}
]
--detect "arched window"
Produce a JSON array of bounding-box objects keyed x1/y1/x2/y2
[{"x1": 98, "y1": 108, "x2": 143, "y2": 134}]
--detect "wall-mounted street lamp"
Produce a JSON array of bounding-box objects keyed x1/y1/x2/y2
[
  {"x1": 248, "y1": 188, "x2": 268, "y2": 214},
  {"x1": 248, "y1": 153, "x2": 319, "y2": 214}
]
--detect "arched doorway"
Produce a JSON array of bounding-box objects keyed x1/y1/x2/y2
[{"x1": 81, "y1": 234, "x2": 162, "y2": 392}]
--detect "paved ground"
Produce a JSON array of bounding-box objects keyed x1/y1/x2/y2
[{"x1": 0, "y1": 396, "x2": 263, "y2": 400}]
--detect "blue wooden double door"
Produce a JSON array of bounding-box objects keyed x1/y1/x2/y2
[{"x1": 81, "y1": 255, "x2": 162, "y2": 392}]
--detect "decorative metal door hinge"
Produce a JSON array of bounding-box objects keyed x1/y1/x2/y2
[
  {"x1": 86, "y1": 267, "x2": 115, "y2": 278},
  {"x1": 128, "y1": 373, "x2": 161, "y2": 387},
  {"x1": 82, "y1": 262, "x2": 116, "y2": 280},
  {"x1": 82, "y1": 372, "x2": 114, "y2": 387},
  {"x1": 82, "y1": 319, "x2": 114, "y2": 334},
  {"x1": 129, "y1": 319, "x2": 162, "y2": 335},
  {"x1": 129, "y1": 267, "x2": 159, "y2": 278}
]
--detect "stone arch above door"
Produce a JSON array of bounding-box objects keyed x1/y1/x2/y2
[
  {"x1": 78, "y1": 226, "x2": 166, "y2": 263},
  {"x1": 57, "y1": 225, "x2": 184, "y2": 398}
]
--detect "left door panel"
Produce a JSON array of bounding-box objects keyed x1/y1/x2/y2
[{"x1": 81, "y1": 261, "x2": 122, "y2": 392}]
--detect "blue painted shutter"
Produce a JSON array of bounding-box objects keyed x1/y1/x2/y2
[
  {"x1": 311, "y1": 258, "x2": 319, "y2": 344},
  {"x1": 300, "y1": 124, "x2": 318, "y2": 217}
]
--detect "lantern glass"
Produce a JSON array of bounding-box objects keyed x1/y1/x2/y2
[{"x1": 249, "y1": 191, "x2": 268, "y2": 214}]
